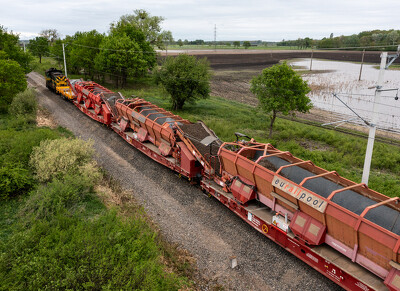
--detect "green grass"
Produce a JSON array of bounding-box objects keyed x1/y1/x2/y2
[
  {"x1": 30, "y1": 57, "x2": 59, "y2": 76},
  {"x1": 117, "y1": 79, "x2": 400, "y2": 198}
]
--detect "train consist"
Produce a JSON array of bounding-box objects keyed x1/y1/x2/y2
[{"x1": 45, "y1": 67, "x2": 400, "y2": 291}]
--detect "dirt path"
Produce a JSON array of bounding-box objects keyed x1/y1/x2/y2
[{"x1": 28, "y1": 71, "x2": 342, "y2": 290}]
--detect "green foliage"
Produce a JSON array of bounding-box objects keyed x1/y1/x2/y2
[
  {"x1": 154, "y1": 54, "x2": 211, "y2": 110},
  {"x1": 278, "y1": 29, "x2": 400, "y2": 50},
  {"x1": 112, "y1": 9, "x2": 172, "y2": 50},
  {"x1": 50, "y1": 39, "x2": 67, "y2": 68},
  {"x1": 233, "y1": 41, "x2": 240, "y2": 48},
  {"x1": 110, "y1": 21, "x2": 156, "y2": 73},
  {"x1": 0, "y1": 59, "x2": 27, "y2": 113},
  {"x1": 243, "y1": 41, "x2": 251, "y2": 49},
  {"x1": 8, "y1": 88, "x2": 37, "y2": 118},
  {"x1": 0, "y1": 26, "x2": 32, "y2": 73},
  {"x1": 0, "y1": 134, "x2": 187, "y2": 290},
  {"x1": 95, "y1": 34, "x2": 147, "y2": 88},
  {"x1": 0, "y1": 209, "x2": 184, "y2": 290},
  {"x1": 27, "y1": 36, "x2": 49, "y2": 63},
  {"x1": 0, "y1": 128, "x2": 60, "y2": 167},
  {"x1": 30, "y1": 138, "x2": 101, "y2": 183},
  {"x1": 0, "y1": 126, "x2": 62, "y2": 200},
  {"x1": 251, "y1": 61, "x2": 312, "y2": 137},
  {"x1": 20, "y1": 173, "x2": 95, "y2": 221},
  {"x1": 69, "y1": 30, "x2": 104, "y2": 79},
  {"x1": 0, "y1": 164, "x2": 33, "y2": 200}
]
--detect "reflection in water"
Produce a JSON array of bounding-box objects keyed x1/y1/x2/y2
[{"x1": 292, "y1": 59, "x2": 400, "y2": 131}]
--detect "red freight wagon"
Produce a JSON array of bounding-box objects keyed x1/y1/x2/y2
[{"x1": 218, "y1": 140, "x2": 400, "y2": 288}]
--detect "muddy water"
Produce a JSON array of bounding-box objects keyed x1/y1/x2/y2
[{"x1": 291, "y1": 59, "x2": 400, "y2": 131}]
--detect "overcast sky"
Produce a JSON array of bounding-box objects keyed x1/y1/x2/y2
[{"x1": 1, "y1": 0, "x2": 399, "y2": 42}]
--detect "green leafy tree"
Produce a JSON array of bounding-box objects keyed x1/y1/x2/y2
[
  {"x1": 69, "y1": 30, "x2": 104, "y2": 79},
  {"x1": 155, "y1": 54, "x2": 211, "y2": 110},
  {"x1": 95, "y1": 34, "x2": 146, "y2": 87},
  {"x1": 243, "y1": 41, "x2": 251, "y2": 49},
  {"x1": 109, "y1": 21, "x2": 156, "y2": 73},
  {"x1": 0, "y1": 59, "x2": 27, "y2": 113},
  {"x1": 50, "y1": 39, "x2": 64, "y2": 67},
  {"x1": 28, "y1": 36, "x2": 49, "y2": 63},
  {"x1": 388, "y1": 31, "x2": 399, "y2": 45},
  {"x1": 233, "y1": 41, "x2": 240, "y2": 48},
  {"x1": 177, "y1": 39, "x2": 183, "y2": 47},
  {"x1": 0, "y1": 26, "x2": 32, "y2": 72},
  {"x1": 111, "y1": 9, "x2": 172, "y2": 50},
  {"x1": 250, "y1": 62, "x2": 312, "y2": 137}
]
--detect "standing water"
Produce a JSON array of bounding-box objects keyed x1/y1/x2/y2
[{"x1": 291, "y1": 59, "x2": 400, "y2": 132}]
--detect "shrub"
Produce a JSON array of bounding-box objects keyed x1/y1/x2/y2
[
  {"x1": 8, "y1": 88, "x2": 37, "y2": 117},
  {"x1": 0, "y1": 59, "x2": 27, "y2": 113},
  {"x1": 0, "y1": 164, "x2": 34, "y2": 200},
  {"x1": 0, "y1": 211, "x2": 184, "y2": 290},
  {"x1": 20, "y1": 173, "x2": 94, "y2": 221},
  {"x1": 0, "y1": 128, "x2": 61, "y2": 167},
  {"x1": 30, "y1": 138, "x2": 101, "y2": 183}
]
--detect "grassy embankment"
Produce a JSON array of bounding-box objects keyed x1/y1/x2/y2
[{"x1": 0, "y1": 85, "x2": 192, "y2": 290}]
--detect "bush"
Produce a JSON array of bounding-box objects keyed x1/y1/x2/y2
[
  {"x1": 0, "y1": 59, "x2": 27, "y2": 113},
  {"x1": 0, "y1": 164, "x2": 34, "y2": 200},
  {"x1": 0, "y1": 128, "x2": 61, "y2": 167},
  {"x1": 8, "y1": 88, "x2": 37, "y2": 117},
  {"x1": 20, "y1": 174, "x2": 94, "y2": 221},
  {"x1": 30, "y1": 138, "x2": 101, "y2": 183},
  {"x1": 154, "y1": 54, "x2": 211, "y2": 110},
  {"x1": 0, "y1": 210, "x2": 183, "y2": 290}
]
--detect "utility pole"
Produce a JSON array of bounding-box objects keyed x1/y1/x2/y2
[
  {"x1": 358, "y1": 49, "x2": 365, "y2": 81},
  {"x1": 361, "y1": 52, "x2": 387, "y2": 185},
  {"x1": 361, "y1": 46, "x2": 400, "y2": 185},
  {"x1": 62, "y1": 43, "x2": 68, "y2": 78}
]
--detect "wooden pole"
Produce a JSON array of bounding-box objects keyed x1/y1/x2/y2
[
  {"x1": 310, "y1": 47, "x2": 314, "y2": 71},
  {"x1": 358, "y1": 49, "x2": 365, "y2": 81}
]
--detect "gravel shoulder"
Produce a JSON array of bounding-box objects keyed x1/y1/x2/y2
[{"x1": 28, "y1": 71, "x2": 342, "y2": 290}]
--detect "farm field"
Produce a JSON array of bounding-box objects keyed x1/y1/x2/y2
[{"x1": 163, "y1": 49, "x2": 400, "y2": 139}]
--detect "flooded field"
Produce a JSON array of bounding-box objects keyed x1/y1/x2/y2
[{"x1": 292, "y1": 59, "x2": 400, "y2": 131}]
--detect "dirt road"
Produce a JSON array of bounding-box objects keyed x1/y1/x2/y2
[{"x1": 28, "y1": 72, "x2": 341, "y2": 290}]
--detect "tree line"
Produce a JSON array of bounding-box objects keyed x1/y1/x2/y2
[
  {"x1": 28, "y1": 9, "x2": 172, "y2": 88},
  {"x1": 277, "y1": 29, "x2": 400, "y2": 50}
]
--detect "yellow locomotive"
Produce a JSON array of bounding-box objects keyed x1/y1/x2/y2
[{"x1": 45, "y1": 68, "x2": 75, "y2": 100}]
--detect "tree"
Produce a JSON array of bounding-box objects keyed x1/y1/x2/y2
[
  {"x1": 388, "y1": 31, "x2": 399, "y2": 45},
  {"x1": 111, "y1": 9, "x2": 172, "y2": 50},
  {"x1": 0, "y1": 59, "x2": 27, "y2": 113},
  {"x1": 0, "y1": 26, "x2": 32, "y2": 73},
  {"x1": 233, "y1": 41, "x2": 240, "y2": 48},
  {"x1": 243, "y1": 41, "x2": 251, "y2": 49},
  {"x1": 40, "y1": 29, "x2": 60, "y2": 44},
  {"x1": 28, "y1": 36, "x2": 49, "y2": 63},
  {"x1": 250, "y1": 62, "x2": 312, "y2": 137},
  {"x1": 69, "y1": 30, "x2": 104, "y2": 79},
  {"x1": 94, "y1": 34, "x2": 146, "y2": 87},
  {"x1": 177, "y1": 39, "x2": 183, "y2": 47},
  {"x1": 155, "y1": 54, "x2": 211, "y2": 110}
]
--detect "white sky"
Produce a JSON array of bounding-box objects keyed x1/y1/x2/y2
[{"x1": 1, "y1": 0, "x2": 399, "y2": 41}]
